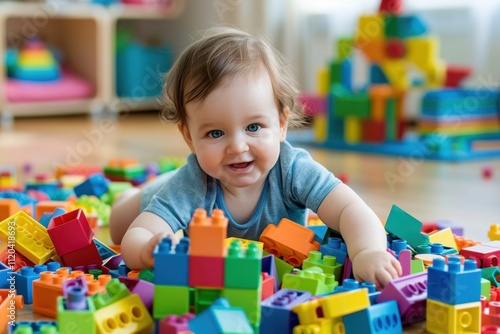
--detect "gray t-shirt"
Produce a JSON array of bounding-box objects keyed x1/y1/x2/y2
[{"x1": 143, "y1": 141, "x2": 340, "y2": 240}]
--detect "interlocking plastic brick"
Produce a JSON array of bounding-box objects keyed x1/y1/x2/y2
[
  {"x1": 188, "y1": 208, "x2": 227, "y2": 257},
  {"x1": 461, "y1": 241, "x2": 500, "y2": 268},
  {"x1": 158, "y1": 313, "x2": 194, "y2": 334},
  {"x1": 259, "y1": 218, "x2": 320, "y2": 267},
  {"x1": 73, "y1": 173, "x2": 109, "y2": 198},
  {"x1": 261, "y1": 254, "x2": 279, "y2": 292},
  {"x1": 426, "y1": 299, "x2": 481, "y2": 334},
  {"x1": 94, "y1": 293, "x2": 153, "y2": 334},
  {"x1": 194, "y1": 288, "x2": 222, "y2": 314},
  {"x1": 57, "y1": 294, "x2": 96, "y2": 334},
  {"x1": 153, "y1": 285, "x2": 190, "y2": 319},
  {"x1": 377, "y1": 271, "x2": 428, "y2": 325},
  {"x1": 9, "y1": 321, "x2": 57, "y2": 334},
  {"x1": 260, "y1": 289, "x2": 312, "y2": 334},
  {"x1": 60, "y1": 240, "x2": 102, "y2": 268},
  {"x1": 118, "y1": 277, "x2": 154, "y2": 312},
  {"x1": 188, "y1": 255, "x2": 224, "y2": 288},
  {"x1": 91, "y1": 279, "x2": 130, "y2": 310},
  {"x1": 222, "y1": 285, "x2": 262, "y2": 325},
  {"x1": 0, "y1": 289, "x2": 24, "y2": 334},
  {"x1": 384, "y1": 205, "x2": 429, "y2": 249},
  {"x1": 0, "y1": 211, "x2": 55, "y2": 264},
  {"x1": 47, "y1": 209, "x2": 94, "y2": 257},
  {"x1": 188, "y1": 298, "x2": 253, "y2": 334},
  {"x1": 35, "y1": 201, "x2": 73, "y2": 221},
  {"x1": 319, "y1": 237, "x2": 348, "y2": 265},
  {"x1": 427, "y1": 256, "x2": 481, "y2": 305},
  {"x1": 14, "y1": 265, "x2": 48, "y2": 304},
  {"x1": 319, "y1": 288, "x2": 371, "y2": 319},
  {"x1": 343, "y1": 300, "x2": 402, "y2": 333},
  {"x1": 154, "y1": 237, "x2": 189, "y2": 286},
  {"x1": 282, "y1": 266, "x2": 338, "y2": 296},
  {"x1": 224, "y1": 240, "x2": 262, "y2": 289},
  {"x1": 303, "y1": 250, "x2": 343, "y2": 279}
]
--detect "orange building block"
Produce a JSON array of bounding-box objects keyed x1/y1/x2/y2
[
  {"x1": 259, "y1": 218, "x2": 320, "y2": 267},
  {"x1": 0, "y1": 289, "x2": 24, "y2": 333},
  {"x1": 35, "y1": 201, "x2": 74, "y2": 220},
  {"x1": 0, "y1": 199, "x2": 32, "y2": 221},
  {"x1": 356, "y1": 38, "x2": 385, "y2": 63},
  {"x1": 188, "y1": 208, "x2": 228, "y2": 257}
]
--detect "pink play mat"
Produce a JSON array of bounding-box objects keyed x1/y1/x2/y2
[{"x1": 6, "y1": 69, "x2": 94, "y2": 102}]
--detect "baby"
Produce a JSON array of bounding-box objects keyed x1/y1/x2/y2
[{"x1": 109, "y1": 26, "x2": 401, "y2": 288}]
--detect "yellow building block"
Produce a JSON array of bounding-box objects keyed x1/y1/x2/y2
[
  {"x1": 313, "y1": 115, "x2": 327, "y2": 142},
  {"x1": 0, "y1": 211, "x2": 55, "y2": 264},
  {"x1": 488, "y1": 224, "x2": 500, "y2": 241},
  {"x1": 344, "y1": 116, "x2": 362, "y2": 144},
  {"x1": 293, "y1": 318, "x2": 345, "y2": 334},
  {"x1": 381, "y1": 59, "x2": 409, "y2": 89},
  {"x1": 224, "y1": 237, "x2": 263, "y2": 250},
  {"x1": 292, "y1": 299, "x2": 322, "y2": 325},
  {"x1": 356, "y1": 15, "x2": 385, "y2": 41},
  {"x1": 426, "y1": 299, "x2": 481, "y2": 334},
  {"x1": 405, "y1": 37, "x2": 439, "y2": 73},
  {"x1": 94, "y1": 294, "x2": 153, "y2": 334},
  {"x1": 319, "y1": 288, "x2": 371, "y2": 319},
  {"x1": 316, "y1": 66, "x2": 330, "y2": 96},
  {"x1": 426, "y1": 59, "x2": 446, "y2": 87},
  {"x1": 428, "y1": 228, "x2": 458, "y2": 251}
]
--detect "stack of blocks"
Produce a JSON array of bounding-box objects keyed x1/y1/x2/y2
[{"x1": 153, "y1": 208, "x2": 263, "y2": 332}]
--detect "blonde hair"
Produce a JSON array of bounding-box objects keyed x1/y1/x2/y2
[{"x1": 160, "y1": 26, "x2": 305, "y2": 129}]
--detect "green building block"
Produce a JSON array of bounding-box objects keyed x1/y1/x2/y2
[
  {"x1": 329, "y1": 60, "x2": 343, "y2": 86},
  {"x1": 225, "y1": 240, "x2": 262, "y2": 289},
  {"x1": 331, "y1": 84, "x2": 371, "y2": 119},
  {"x1": 222, "y1": 285, "x2": 262, "y2": 325},
  {"x1": 411, "y1": 259, "x2": 425, "y2": 274},
  {"x1": 57, "y1": 296, "x2": 96, "y2": 334},
  {"x1": 302, "y1": 250, "x2": 343, "y2": 281},
  {"x1": 337, "y1": 37, "x2": 354, "y2": 61},
  {"x1": 481, "y1": 278, "x2": 491, "y2": 301},
  {"x1": 91, "y1": 279, "x2": 130, "y2": 310},
  {"x1": 482, "y1": 266, "x2": 500, "y2": 287},
  {"x1": 102, "y1": 182, "x2": 133, "y2": 205},
  {"x1": 157, "y1": 156, "x2": 186, "y2": 173},
  {"x1": 138, "y1": 268, "x2": 154, "y2": 283},
  {"x1": 385, "y1": 205, "x2": 429, "y2": 250},
  {"x1": 264, "y1": 251, "x2": 295, "y2": 285},
  {"x1": 195, "y1": 288, "x2": 222, "y2": 314},
  {"x1": 282, "y1": 266, "x2": 338, "y2": 296},
  {"x1": 153, "y1": 285, "x2": 190, "y2": 319},
  {"x1": 385, "y1": 98, "x2": 396, "y2": 141}
]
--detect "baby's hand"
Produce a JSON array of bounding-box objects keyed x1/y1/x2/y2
[
  {"x1": 140, "y1": 231, "x2": 179, "y2": 268},
  {"x1": 351, "y1": 249, "x2": 402, "y2": 289}
]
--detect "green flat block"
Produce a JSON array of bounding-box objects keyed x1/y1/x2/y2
[
  {"x1": 222, "y1": 285, "x2": 262, "y2": 325},
  {"x1": 225, "y1": 241, "x2": 262, "y2": 289},
  {"x1": 153, "y1": 285, "x2": 190, "y2": 319},
  {"x1": 385, "y1": 205, "x2": 429, "y2": 249},
  {"x1": 481, "y1": 278, "x2": 491, "y2": 301},
  {"x1": 411, "y1": 259, "x2": 425, "y2": 274},
  {"x1": 57, "y1": 296, "x2": 96, "y2": 334}
]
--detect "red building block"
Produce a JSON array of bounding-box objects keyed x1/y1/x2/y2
[
  {"x1": 362, "y1": 120, "x2": 385, "y2": 142},
  {"x1": 60, "y1": 240, "x2": 102, "y2": 268},
  {"x1": 444, "y1": 65, "x2": 472, "y2": 88},
  {"x1": 261, "y1": 272, "x2": 275, "y2": 301},
  {"x1": 0, "y1": 248, "x2": 34, "y2": 271},
  {"x1": 379, "y1": 0, "x2": 403, "y2": 14},
  {"x1": 188, "y1": 208, "x2": 228, "y2": 257},
  {"x1": 47, "y1": 208, "x2": 94, "y2": 256},
  {"x1": 385, "y1": 38, "x2": 406, "y2": 58},
  {"x1": 158, "y1": 313, "x2": 195, "y2": 334},
  {"x1": 188, "y1": 255, "x2": 224, "y2": 288}
]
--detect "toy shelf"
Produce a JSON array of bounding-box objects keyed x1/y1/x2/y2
[
  {"x1": 0, "y1": 0, "x2": 186, "y2": 126},
  {"x1": 106, "y1": 0, "x2": 186, "y2": 114},
  {"x1": 0, "y1": 2, "x2": 110, "y2": 126}
]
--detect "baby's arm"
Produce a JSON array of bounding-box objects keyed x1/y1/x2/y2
[
  {"x1": 317, "y1": 183, "x2": 401, "y2": 288},
  {"x1": 121, "y1": 211, "x2": 178, "y2": 269}
]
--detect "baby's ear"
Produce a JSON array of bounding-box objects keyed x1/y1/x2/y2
[{"x1": 178, "y1": 124, "x2": 195, "y2": 153}]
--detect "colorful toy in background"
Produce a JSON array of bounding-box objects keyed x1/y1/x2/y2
[
  {"x1": 115, "y1": 27, "x2": 173, "y2": 99},
  {"x1": 6, "y1": 37, "x2": 61, "y2": 82},
  {"x1": 299, "y1": 0, "x2": 500, "y2": 161}
]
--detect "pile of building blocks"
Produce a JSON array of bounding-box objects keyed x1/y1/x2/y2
[
  {"x1": 3, "y1": 162, "x2": 500, "y2": 333},
  {"x1": 298, "y1": 0, "x2": 500, "y2": 161}
]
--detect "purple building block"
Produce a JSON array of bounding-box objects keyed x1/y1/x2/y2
[
  {"x1": 119, "y1": 276, "x2": 154, "y2": 311},
  {"x1": 376, "y1": 271, "x2": 428, "y2": 325}
]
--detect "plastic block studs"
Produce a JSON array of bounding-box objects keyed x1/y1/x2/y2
[
  {"x1": 224, "y1": 240, "x2": 262, "y2": 289},
  {"x1": 154, "y1": 237, "x2": 189, "y2": 286}
]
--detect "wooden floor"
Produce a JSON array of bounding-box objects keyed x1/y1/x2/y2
[{"x1": 2, "y1": 111, "x2": 499, "y2": 333}]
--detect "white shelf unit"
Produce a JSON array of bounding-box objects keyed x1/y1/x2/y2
[
  {"x1": 0, "y1": 2, "x2": 110, "y2": 125},
  {"x1": 0, "y1": 0, "x2": 186, "y2": 125}
]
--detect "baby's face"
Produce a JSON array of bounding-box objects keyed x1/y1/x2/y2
[{"x1": 181, "y1": 67, "x2": 287, "y2": 192}]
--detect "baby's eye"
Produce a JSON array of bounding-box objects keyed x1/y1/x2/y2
[
  {"x1": 246, "y1": 124, "x2": 261, "y2": 132},
  {"x1": 208, "y1": 130, "x2": 224, "y2": 138}
]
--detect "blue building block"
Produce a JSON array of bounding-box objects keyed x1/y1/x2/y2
[
  {"x1": 10, "y1": 321, "x2": 58, "y2": 334},
  {"x1": 188, "y1": 298, "x2": 253, "y2": 334},
  {"x1": 0, "y1": 261, "x2": 11, "y2": 289},
  {"x1": 38, "y1": 207, "x2": 66, "y2": 228},
  {"x1": 14, "y1": 265, "x2": 48, "y2": 304},
  {"x1": 108, "y1": 262, "x2": 130, "y2": 279},
  {"x1": 327, "y1": 278, "x2": 380, "y2": 305},
  {"x1": 370, "y1": 63, "x2": 389, "y2": 84},
  {"x1": 153, "y1": 237, "x2": 189, "y2": 286},
  {"x1": 93, "y1": 238, "x2": 117, "y2": 261},
  {"x1": 260, "y1": 289, "x2": 312, "y2": 334},
  {"x1": 384, "y1": 14, "x2": 428, "y2": 38},
  {"x1": 73, "y1": 173, "x2": 109, "y2": 198},
  {"x1": 320, "y1": 237, "x2": 348, "y2": 264},
  {"x1": 427, "y1": 256, "x2": 481, "y2": 305},
  {"x1": 343, "y1": 300, "x2": 402, "y2": 333}
]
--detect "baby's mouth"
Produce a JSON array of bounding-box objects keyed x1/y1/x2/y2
[{"x1": 230, "y1": 161, "x2": 252, "y2": 169}]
